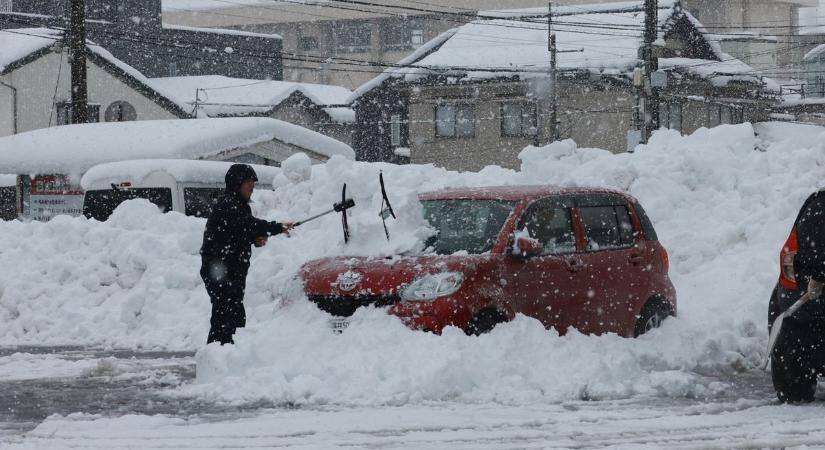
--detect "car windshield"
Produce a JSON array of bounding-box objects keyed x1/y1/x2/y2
[{"x1": 422, "y1": 199, "x2": 516, "y2": 255}]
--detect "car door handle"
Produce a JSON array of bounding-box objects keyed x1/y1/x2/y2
[{"x1": 629, "y1": 254, "x2": 644, "y2": 265}]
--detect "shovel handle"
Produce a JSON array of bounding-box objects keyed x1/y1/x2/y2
[{"x1": 293, "y1": 198, "x2": 356, "y2": 227}]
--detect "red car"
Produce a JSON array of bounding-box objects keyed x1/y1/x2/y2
[{"x1": 300, "y1": 186, "x2": 676, "y2": 336}]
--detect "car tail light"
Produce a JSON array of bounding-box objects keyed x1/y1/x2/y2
[
  {"x1": 779, "y1": 226, "x2": 799, "y2": 290},
  {"x1": 660, "y1": 246, "x2": 669, "y2": 273}
]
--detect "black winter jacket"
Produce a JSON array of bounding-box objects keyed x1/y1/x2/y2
[
  {"x1": 200, "y1": 164, "x2": 284, "y2": 276},
  {"x1": 794, "y1": 191, "x2": 825, "y2": 283}
]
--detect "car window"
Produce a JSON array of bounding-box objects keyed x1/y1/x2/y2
[
  {"x1": 615, "y1": 205, "x2": 635, "y2": 245},
  {"x1": 631, "y1": 200, "x2": 658, "y2": 241},
  {"x1": 521, "y1": 202, "x2": 575, "y2": 255},
  {"x1": 83, "y1": 188, "x2": 172, "y2": 221},
  {"x1": 422, "y1": 199, "x2": 515, "y2": 254},
  {"x1": 580, "y1": 205, "x2": 634, "y2": 251},
  {"x1": 184, "y1": 187, "x2": 222, "y2": 218},
  {"x1": 797, "y1": 193, "x2": 825, "y2": 249}
]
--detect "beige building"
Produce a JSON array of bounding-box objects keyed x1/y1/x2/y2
[
  {"x1": 352, "y1": 2, "x2": 774, "y2": 171},
  {"x1": 163, "y1": 0, "x2": 634, "y2": 89},
  {"x1": 164, "y1": 0, "x2": 820, "y2": 88},
  {"x1": 682, "y1": 0, "x2": 818, "y2": 79}
]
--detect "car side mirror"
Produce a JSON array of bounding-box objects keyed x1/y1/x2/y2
[{"x1": 513, "y1": 236, "x2": 543, "y2": 259}]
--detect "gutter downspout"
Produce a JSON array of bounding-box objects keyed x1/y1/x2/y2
[{"x1": 0, "y1": 79, "x2": 18, "y2": 135}]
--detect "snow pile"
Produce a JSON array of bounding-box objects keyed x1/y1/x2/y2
[{"x1": 2, "y1": 122, "x2": 825, "y2": 406}]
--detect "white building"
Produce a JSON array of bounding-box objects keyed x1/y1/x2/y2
[{"x1": 0, "y1": 28, "x2": 192, "y2": 137}]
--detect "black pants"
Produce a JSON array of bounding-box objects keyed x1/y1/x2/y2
[{"x1": 201, "y1": 258, "x2": 247, "y2": 345}]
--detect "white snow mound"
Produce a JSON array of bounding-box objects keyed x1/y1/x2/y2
[{"x1": 2, "y1": 122, "x2": 825, "y2": 406}]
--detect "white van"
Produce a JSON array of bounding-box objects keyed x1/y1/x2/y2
[{"x1": 80, "y1": 159, "x2": 280, "y2": 221}]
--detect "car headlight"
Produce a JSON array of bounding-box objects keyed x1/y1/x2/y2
[{"x1": 400, "y1": 272, "x2": 464, "y2": 301}]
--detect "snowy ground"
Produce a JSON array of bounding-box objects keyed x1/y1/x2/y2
[{"x1": 2, "y1": 122, "x2": 825, "y2": 447}]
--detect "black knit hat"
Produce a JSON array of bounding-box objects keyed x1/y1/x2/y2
[{"x1": 225, "y1": 163, "x2": 258, "y2": 192}]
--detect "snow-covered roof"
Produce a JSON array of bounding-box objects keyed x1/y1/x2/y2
[
  {"x1": 80, "y1": 158, "x2": 281, "y2": 190},
  {"x1": 163, "y1": 24, "x2": 282, "y2": 40},
  {"x1": 0, "y1": 117, "x2": 354, "y2": 175},
  {"x1": 804, "y1": 43, "x2": 825, "y2": 62},
  {"x1": 348, "y1": 28, "x2": 457, "y2": 103},
  {"x1": 0, "y1": 174, "x2": 16, "y2": 187},
  {"x1": 149, "y1": 75, "x2": 355, "y2": 123},
  {"x1": 0, "y1": 28, "x2": 192, "y2": 117},
  {"x1": 0, "y1": 28, "x2": 61, "y2": 74},
  {"x1": 162, "y1": 0, "x2": 295, "y2": 11},
  {"x1": 658, "y1": 57, "x2": 779, "y2": 91},
  {"x1": 353, "y1": 0, "x2": 767, "y2": 97}
]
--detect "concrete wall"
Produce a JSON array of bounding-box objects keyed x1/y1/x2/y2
[
  {"x1": 556, "y1": 81, "x2": 635, "y2": 153},
  {"x1": 0, "y1": 82, "x2": 14, "y2": 136},
  {"x1": 1, "y1": 50, "x2": 179, "y2": 137}
]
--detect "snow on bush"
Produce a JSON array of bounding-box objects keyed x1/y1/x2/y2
[{"x1": 1, "y1": 122, "x2": 824, "y2": 406}]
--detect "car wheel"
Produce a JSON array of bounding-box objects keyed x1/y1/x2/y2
[
  {"x1": 466, "y1": 309, "x2": 507, "y2": 336},
  {"x1": 771, "y1": 351, "x2": 816, "y2": 403},
  {"x1": 634, "y1": 300, "x2": 671, "y2": 337}
]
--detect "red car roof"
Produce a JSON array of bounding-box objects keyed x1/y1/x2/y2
[{"x1": 418, "y1": 185, "x2": 633, "y2": 202}]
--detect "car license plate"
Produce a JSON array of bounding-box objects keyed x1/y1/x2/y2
[{"x1": 330, "y1": 318, "x2": 350, "y2": 332}]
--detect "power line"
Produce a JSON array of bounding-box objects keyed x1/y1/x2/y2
[{"x1": 5, "y1": 9, "x2": 820, "y2": 84}]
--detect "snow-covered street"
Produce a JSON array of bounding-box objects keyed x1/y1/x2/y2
[
  {"x1": 2, "y1": 122, "x2": 825, "y2": 448},
  {"x1": 1, "y1": 347, "x2": 825, "y2": 449}
]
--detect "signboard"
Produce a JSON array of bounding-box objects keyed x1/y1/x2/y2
[{"x1": 30, "y1": 174, "x2": 84, "y2": 221}]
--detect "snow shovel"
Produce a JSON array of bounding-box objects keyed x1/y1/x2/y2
[
  {"x1": 763, "y1": 289, "x2": 816, "y2": 370},
  {"x1": 293, "y1": 184, "x2": 355, "y2": 242}
]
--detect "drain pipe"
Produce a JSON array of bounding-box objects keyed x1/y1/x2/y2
[{"x1": 0, "y1": 79, "x2": 17, "y2": 134}]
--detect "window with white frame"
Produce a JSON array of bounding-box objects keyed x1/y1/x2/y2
[
  {"x1": 435, "y1": 103, "x2": 475, "y2": 138},
  {"x1": 501, "y1": 102, "x2": 537, "y2": 137},
  {"x1": 335, "y1": 23, "x2": 371, "y2": 53},
  {"x1": 390, "y1": 114, "x2": 402, "y2": 146},
  {"x1": 104, "y1": 101, "x2": 137, "y2": 122},
  {"x1": 708, "y1": 104, "x2": 742, "y2": 128},
  {"x1": 411, "y1": 29, "x2": 424, "y2": 46},
  {"x1": 56, "y1": 102, "x2": 100, "y2": 125},
  {"x1": 658, "y1": 100, "x2": 682, "y2": 132},
  {"x1": 813, "y1": 75, "x2": 825, "y2": 98},
  {"x1": 0, "y1": 0, "x2": 11, "y2": 13}
]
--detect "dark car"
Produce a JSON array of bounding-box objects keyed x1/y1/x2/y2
[
  {"x1": 300, "y1": 185, "x2": 676, "y2": 337},
  {"x1": 768, "y1": 189, "x2": 825, "y2": 403}
]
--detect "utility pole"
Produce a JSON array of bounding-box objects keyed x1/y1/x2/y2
[
  {"x1": 641, "y1": 0, "x2": 659, "y2": 142},
  {"x1": 549, "y1": 2, "x2": 558, "y2": 143},
  {"x1": 69, "y1": 0, "x2": 89, "y2": 124}
]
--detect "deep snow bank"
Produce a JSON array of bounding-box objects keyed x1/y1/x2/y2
[{"x1": 2, "y1": 122, "x2": 825, "y2": 405}]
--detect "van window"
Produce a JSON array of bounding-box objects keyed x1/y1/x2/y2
[
  {"x1": 83, "y1": 188, "x2": 173, "y2": 221},
  {"x1": 0, "y1": 186, "x2": 16, "y2": 220},
  {"x1": 184, "y1": 188, "x2": 222, "y2": 218},
  {"x1": 581, "y1": 205, "x2": 634, "y2": 250},
  {"x1": 521, "y1": 201, "x2": 575, "y2": 254}
]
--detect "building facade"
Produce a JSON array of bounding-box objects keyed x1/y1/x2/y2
[
  {"x1": 0, "y1": 29, "x2": 190, "y2": 138},
  {"x1": 1, "y1": 0, "x2": 283, "y2": 80},
  {"x1": 352, "y1": 3, "x2": 774, "y2": 171},
  {"x1": 163, "y1": 0, "x2": 624, "y2": 89}
]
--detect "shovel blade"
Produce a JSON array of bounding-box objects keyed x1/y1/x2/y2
[{"x1": 763, "y1": 313, "x2": 786, "y2": 370}]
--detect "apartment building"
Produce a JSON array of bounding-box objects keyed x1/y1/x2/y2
[
  {"x1": 683, "y1": 0, "x2": 818, "y2": 80},
  {"x1": 163, "y1": 0, "x2": 636, "y2": 89}
]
